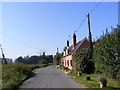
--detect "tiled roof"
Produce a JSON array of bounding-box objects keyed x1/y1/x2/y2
[
  {"x1": 62, "y1": 37, "x2": 97, "y2": 58},
  {"x1": 68, "y1": 38, "x2": 86, "y2": 55}
]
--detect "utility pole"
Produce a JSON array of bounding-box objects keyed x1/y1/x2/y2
[
  {"x1": 87, "y1": 13, "x2": 93, "y2": 51},
  {"x1": 0, "y1": 44, "x2": 7, "y2": 64},
  {"x1": 87, "y1": 13, "x2": 95, "y2": 74}
]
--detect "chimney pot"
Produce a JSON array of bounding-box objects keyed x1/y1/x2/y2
[
  {"x1": 73, "y1": 33, "x2": 76, "y2": 49},
  {"x1": 67, "y1": 40, "x2": 69, "y2": 47}
]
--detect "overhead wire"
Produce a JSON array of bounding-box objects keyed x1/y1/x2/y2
[
  {"x1": 89, "y1": 0, "x2": 104, "y2": 14},
  {"x1": 2, "y1": 32, "x2": 47, "y2": 58},
  {"x1": 74, "y1": 15, "x2": 87, "y2": 33},
  {"x1": 2, "y1": 31, "x2": 39, "y2": 53},
  {"x1": 71, "y1": 0, "x2": 104, "y2": 35}
]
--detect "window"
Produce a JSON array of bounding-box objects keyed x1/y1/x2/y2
[
  {"x1": 67, "y1": 60, "x2": 69, "y2": 66},
  {"x1": 62, "y1": 61, "x2": 64, "y2": 65},
  {"x1": 65, "y1": 61, "x2": 66, "y2": 66},
  {"x1": 70, "y1": 60, "x2": 73, "y2": 66}
]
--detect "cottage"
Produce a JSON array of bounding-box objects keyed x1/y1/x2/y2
[{"x1": 61, "y1": 33, "x2": 89, "y2": 70}]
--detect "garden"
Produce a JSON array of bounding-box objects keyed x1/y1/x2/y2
[{"x1": 57, "y1": 26, "x2": 120, "y2": 88}]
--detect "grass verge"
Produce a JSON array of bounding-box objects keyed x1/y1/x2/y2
[
  {"x1": 2, "y1": 63, "x2": 49, "y2": 89},
  {"x1": 67, "y1": 72, "x2": 119, "y2": 88}
]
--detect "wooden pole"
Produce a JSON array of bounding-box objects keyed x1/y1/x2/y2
[
  {"x1": 87, "y1": 13, "x2": 93, "y2": 50},
  {"x1": 0, "y1": 44, "x2": 7, "y2": 64}
]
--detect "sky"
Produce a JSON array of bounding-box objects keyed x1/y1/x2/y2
[
  {"x1": 0, "y1": 1, "x2": 118, "y2": 59},
  {"x1": 118, "y1": 1, "x2": 120, "y2": 24}
]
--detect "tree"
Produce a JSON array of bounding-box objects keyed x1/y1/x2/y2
[
  {"x1": 15, "y1": 52, "x2": 53, "y2": 65},
  {"x1": 45, "y1": 55, "x2": 53, "y2": 63},
  {"x1": 15, "y1": 56, "x2": 25, "y2": 63},
  {"x1": 53, "y1": 53, "x2": 63, "y2": 67},
  {"x1": 26, "y1": 56, "x2": 39, "y2": 64},
  {"x1": 73, "y1": 14, "x2": 95, "y2": 74},
  {"x1": 94, "y1": 25, "x2": 120, "y2": 79},
  {"x1": 73, "y1": 50, "x2": 95, "y2": 74},
  {"x1": 39, "y1": 55, "x2": 47, "y2": 64}
]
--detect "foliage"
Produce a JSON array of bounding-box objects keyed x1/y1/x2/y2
[
  {"x1": 73, "y1": 24, "x2": 95, "y2": 74},
  {"x1": 45, "y1": 55, "x2": 53, "y2": 63},
  {"x1": 98, "y1": 78, "x2": 107, "y2": 83},
  {"x1": 39, "y1": 55, "x2": 47, "y2": 64},
  {"x1": 2, "y1": 63, "x2": 48, "y2": 89},
  {"x1": 68, "y1": 72, "x2": 119, "y2": 88},
  {"x1": 93, "y1": 25, "x2": 120, "y2": 79},
  {"x1": 15, "y1": 56, "x2": 25, "y2": 63},
  {"x1": 39, "y1": 55, "x2": 53, "y2": 64},
  {"x1": 88, "y1": 20, "x2": 94, "y2": 64},
  {"x1": 62, "y1": 66, "x2": 69, "y2": 71},
  {"x1": 53, "y1": 53, "x2": 63, "y2": 67},
  {"x1": 15, "y1": 54, "x2": 53, "y2": 65},
  {"x1": 73, "y1": 49, "x2": 95, "y2": 74}
]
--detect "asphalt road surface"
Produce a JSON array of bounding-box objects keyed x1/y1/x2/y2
[{"x1": 19, "y1": 66, "x2": 83, "y2": 88}]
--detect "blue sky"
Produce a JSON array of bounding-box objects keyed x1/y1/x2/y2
[{"x1": 1, "y1": 2, "x2": 118, "y2": 59}]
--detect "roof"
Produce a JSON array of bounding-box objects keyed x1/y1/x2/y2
[
  {"x1": 62, "y1": 37, "x2": 97, "y2": 58},
  {"x1": 67, "y1": 37, "x2": 88, "y2": 55}
]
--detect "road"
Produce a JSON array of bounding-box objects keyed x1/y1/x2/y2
[{"x1": 19, "y1": 66, "x2": 83, "y2": 88}]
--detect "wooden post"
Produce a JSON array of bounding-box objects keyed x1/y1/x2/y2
[
  {"x1": 0, "y1": 44, "x2": 7, "y2": 64},
  {"x1": 87, "y1": 13, "x2": 93, "y2": 50}
]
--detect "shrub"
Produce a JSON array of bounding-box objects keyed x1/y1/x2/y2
[
  {"x1": 2, "y1": 63, "x2": 48, "y2": 89},
  {"x1": 94, "y1": 26, "x2": 120, "y2": 79},
  {"x1": 53, "y1": 53, "x2": 63, "y2": 67},
  {"x1": 73, "y1": 50, "x2": 95, "y2": 74},
  {"x1": 98, "y1": 77, "x2": 107, "y2": 83}
]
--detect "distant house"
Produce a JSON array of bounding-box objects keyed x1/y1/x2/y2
[
  {"x1": 6, "y1": 58, "x2": 13, "y2": 63},
  {"x1": 61, "y1": 33, "x2": 92, "y2": 70},
  {"x1": 0, "y1": 58, "x2": 13, "y2": 64}
]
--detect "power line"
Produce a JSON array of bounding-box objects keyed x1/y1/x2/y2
[
  {"x1": 2, "y1": 32, "x2": 41, "y2": 56},
  {"x1": 89, "y1": 0, "x2": 104, "y2": 14},
  {"x1": 72, "y1": 0, "x2": 104, "y2": 34},
  {"x1": 74, "y1": 15, "x2": 87, "y2": 33}
]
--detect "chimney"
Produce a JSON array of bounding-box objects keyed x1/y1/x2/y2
[
  {"x1": 72, "y1": 33, "x2": 76, "y2": 49},
  {"x1": 67, "y1": 40, "x2": 69, "y2": 47}
]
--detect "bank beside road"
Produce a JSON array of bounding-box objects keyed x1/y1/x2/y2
[{"x1": 2, "y1": 63, "x2": 49, "y2": 89}]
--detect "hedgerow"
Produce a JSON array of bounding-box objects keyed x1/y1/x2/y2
[{"x1": 93, "y1": 25, "x2": 120, "y2": 80}]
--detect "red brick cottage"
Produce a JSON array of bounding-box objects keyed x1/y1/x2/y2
[{"x1": 61, "y1": 33, "x2": 90, "y2": 70}]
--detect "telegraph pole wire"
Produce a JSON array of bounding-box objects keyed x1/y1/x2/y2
[
  {"x1": 72, "y1": 0, "x2": 104, "y2": 35},
  {"x1": 89, "y1": 0, "x2": 104, "y2": 14},
  {"x1": 74, "y1": 15, "x2": 87, "y2": 33}
]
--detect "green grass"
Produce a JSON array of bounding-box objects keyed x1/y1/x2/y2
[
  {"x1": 2, "y1": 63, "x2": 49, "y2": 89},
  {"x1": 68, "y1": 72, "x2": 119, "y2": 88}
]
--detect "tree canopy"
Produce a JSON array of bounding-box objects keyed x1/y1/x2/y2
[
  {"x1": 15, "y1": 54, "x2": 53, "y2": 65},
  {"x1": 94, "y1": 25, "x2": 120, "y2": 79}
]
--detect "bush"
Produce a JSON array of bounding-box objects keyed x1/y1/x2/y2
[
  {"x1": 53, "y1": 53, "x2": 63, "y2": 67},
  {"x1": 73, "y1": 50, "x2": 95, "y2": 74},
  {"x1": 2, "y1": 63, "x2": 48, "y2": 89},
  {"x1": 98, "y1": 77, "x2": 107, "y2": 83},
  {"x1": 2, "y1": 63, "x2": 33, "y2": 89},
  {"x1": 94, "y1": 26, "x2": 120, "y2": 79},
  {"x1": 63, "y1": 66, "x2": 69, "y2": 71}
]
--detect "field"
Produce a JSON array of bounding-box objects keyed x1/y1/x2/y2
[{"x1": 2, "y1": 63, "x2": 49, "y2": 89}]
